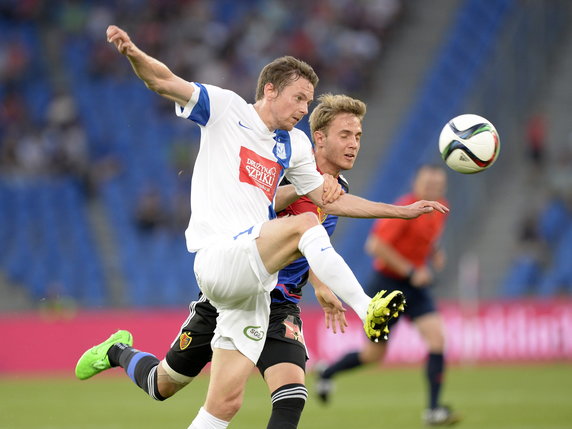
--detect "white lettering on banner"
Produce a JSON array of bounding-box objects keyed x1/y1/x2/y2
[
  {"x1": 245, "y1": 160, "x2": 277, "y2": 188},
  {"x1": 305, "y1": 299, "x2": 572, "y2": 365},
  {"x1": 562, "y1": 310, "x2": 572, "y2": 356},
  {"x1": 481, "y1": 306, "x2": 505, "y2": 360},
  {"x1": 238, "y1": 146, "x2": 281, "y2": 201}
]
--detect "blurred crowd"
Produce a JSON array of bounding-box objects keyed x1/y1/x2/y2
[
  {"x1": 0, "y1": 0, "x2": 403, "y2": 193},
  {"x1": 79, "y1": 0, "x2": 403, "y2": 95}
]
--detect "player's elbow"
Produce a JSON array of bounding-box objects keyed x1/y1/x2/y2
[
  {"x1": 364, "y1": 236, "x2": 377, "y2": 256},
  {"x1": 145, "y1": 79, "x2": 167, "y2": 94}
]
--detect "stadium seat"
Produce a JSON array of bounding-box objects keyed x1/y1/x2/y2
[{"x1": 501, "y1": 255, "x2": 541, "y2": 297}]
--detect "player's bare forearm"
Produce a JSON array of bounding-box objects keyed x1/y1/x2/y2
[
  {"x1": 275, "y1": 174, "x2": 342, "y2": 213},
  {"x1": 126, "y1": 49, "x2": 191, "y2": 105},
  {"x1": 274, "y1": 185, "x2": 299, "y2": 212},
  {"x1": 307, "y1": 188, "x2": 449, "y2": 219},
  {"x1": 106, "y1": 25, "x2": 193, "y2": 106},
  {"x1": 323, "y1": 193, "x2": 403, "y2": 218}
]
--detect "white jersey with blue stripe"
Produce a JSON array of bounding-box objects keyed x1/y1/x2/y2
[{"x1": 175, "y1": 83, "x2": 324, "y2": 252}]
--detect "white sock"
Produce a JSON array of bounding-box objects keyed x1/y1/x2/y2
[
  {"x1": 188, "y1": 407, "x2": 229, "y2": 429},
  {"x1": 298, "y1": 225, "x2": 370, "y2": 320}
]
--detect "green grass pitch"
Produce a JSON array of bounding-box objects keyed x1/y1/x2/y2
[{"x1": 1, "y1": 364, "x2": 571, "y2": 428}]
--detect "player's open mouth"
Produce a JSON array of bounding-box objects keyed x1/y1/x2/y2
[{"x1": 344, "y1": 154, "x2": 356, "y2": 160}]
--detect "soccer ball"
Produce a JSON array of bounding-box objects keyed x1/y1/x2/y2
[{"x1": 438, "y1": 114, "x2": 500, "y2": 174}]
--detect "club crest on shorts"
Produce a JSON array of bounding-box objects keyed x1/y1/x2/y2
[
  {"x1": 179, "y1": 332, "x2": 192, "y2": 350},
  {"x1": 283, "y1": 317, "x2": 305, "y2": 344},
  {"x1": 243, "y1": 325, "x2": 265, "y2": 341}
]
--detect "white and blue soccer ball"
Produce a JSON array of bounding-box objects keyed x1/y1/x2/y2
[{"x1": 438, "y1": 114, "x2": 500, "y2": 174}]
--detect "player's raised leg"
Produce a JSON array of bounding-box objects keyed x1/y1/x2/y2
[
  {"x1": 75, "y1": 297, "x2": 215, "y2": 401},
  {"x1": 75, "y1": 330, "x2": 133, "y2": 380},
  {"x1": 257, "y1": 212, "x2": 404, "y2": 340},
  {"x1": 76, "y1": 330, "x2": 173, "y2": 401}
]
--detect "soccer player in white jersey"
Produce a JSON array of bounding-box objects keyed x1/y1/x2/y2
[{"x1": 103, "y1": 25, "x2": 448, "y2": 429}]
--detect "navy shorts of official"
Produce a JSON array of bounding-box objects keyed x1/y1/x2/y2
[{"x1": 367, "y1": 271, "x2": 437, "y2": 326}]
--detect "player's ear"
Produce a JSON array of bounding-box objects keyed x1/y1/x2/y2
[
  {"x1": 264, "y1": 82, "x2": 277, "y2": 100},
  {"x1": 313, "y1": 130, "x2": 325, "y2": 148}
]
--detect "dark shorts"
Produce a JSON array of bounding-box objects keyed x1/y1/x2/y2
[
  {"x1": 367, "y1": 271, "x2": 437, "y2": 326},
  {"x1": 165, "y1": 296, "x2": 307, "y2": 378},
  {"x1": 257, "y1": 302, "x2": 308, "y2": 375}
]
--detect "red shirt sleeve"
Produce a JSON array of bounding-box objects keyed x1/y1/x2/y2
[{"x1": 370, "y1": 194, "x2": 414, "y2": 244}]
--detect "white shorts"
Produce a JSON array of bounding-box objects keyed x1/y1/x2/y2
[{"x1": 193, "y1": 222, "x2": 278, "y2": 363}]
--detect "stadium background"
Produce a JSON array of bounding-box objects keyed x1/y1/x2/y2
[{"x1": 1, "y1": 1, "x2": 571, "y2": 428}]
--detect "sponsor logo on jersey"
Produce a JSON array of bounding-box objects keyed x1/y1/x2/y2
[
  {"x1": 238, "y1": 120, "x2": 252, "y2": 130},
  {"x1": 239, "y1": 146, "x2": 282, "y2": 201},
  {"x1": 179, "y1": 332, "x2": 192, "y2": 350},
  {"x1": 243, "y1": 325, "x2": 265, "y2": 341}
]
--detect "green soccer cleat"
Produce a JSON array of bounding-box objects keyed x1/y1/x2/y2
[
  {"x1": 363, "y1": 290, "x2": 406, "y2": 342},
  {"x1": 75, "y1": 330, "x2": 133, "y2": 380}
]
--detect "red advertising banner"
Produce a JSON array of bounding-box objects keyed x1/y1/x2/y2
[
  {"x1": 1, "y1": 299, "x2": 571, "y2": 374},
  {"x1": 303, "y1": 299, "x2": 572, "y2": 366}
]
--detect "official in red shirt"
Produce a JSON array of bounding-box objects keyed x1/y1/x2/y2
[{"x1": 317, "y1": 165, "x2": 460, "y2": 426}]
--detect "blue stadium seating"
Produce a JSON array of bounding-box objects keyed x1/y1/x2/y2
[
  {"x1": 335, "y1": 0, "x2": 517, "y2": 284},
  {"x1": 538, "y1": 224, "x2": 572, "y2": 296},
  {"x1": 0, "y1": 180, "x2": 106, "y2": 306},
  {"x1": 60, "y1": 34, "x2": 202, "y2": 306},
  {"x1": 0, "y1": 19, "x2": 108, "y2": 306},
  {"x1": 501, "y1": 255, "x2": 541, "y2": 297}
]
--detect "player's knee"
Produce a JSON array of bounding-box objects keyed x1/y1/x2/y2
[
  {"x1": 156, "y1": 377, "x2": 186, "y2": 399},
  {"x1": 422, "y1": 323, "x2": 445, "y2": 352},
  {"x1": 360, "y1": 342, "x2": 386, "y2": 364},
  {"x1": 213, "y1": 394, "x2": 243, "y2": 420},
  {"x1": 205, "y1": 384, "x2": 245, "y2": 420},
  {"x1": 157, "y1": 361, "x2": 193, "y2": 400},
  {"x1": 295, "y1": 212, "x2": 321, "y2": 234},
  {"x1": 427, "y1": 332, "x2": 445, "y2": 353}
]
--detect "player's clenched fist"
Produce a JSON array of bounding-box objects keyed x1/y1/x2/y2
[{"x1": 106, "y1": 25, "x2": 134, "y2": 56}]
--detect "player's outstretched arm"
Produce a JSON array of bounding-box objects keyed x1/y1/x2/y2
[
  {"x1": 306, "y1": 185, "x2": 449, "y2": 219},
  {"x1": 274, "y1": 174, "x2": 343, "y2": 212},
  {"x1": 106, "y1": 25, "x2": 194, "y2": 106}
]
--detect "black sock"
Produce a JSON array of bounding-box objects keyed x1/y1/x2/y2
[
  {"x1": 426, "y1": 352, "x2": 444, "y2": 409},
  {"x1": 321, "y1": 351, "x2": 362, "y2": 379},
  {"x1": 108, "y1": 344, "x2": 166, "y2": 401},
  {"x1": 267, "y1": 383, "x2": 307, "y2": 429}
]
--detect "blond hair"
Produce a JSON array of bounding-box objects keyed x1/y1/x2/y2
[
  {"x1": 255, "y1": 56, "x2": 319, "y2": 101},
  {"x1": 309, "y1": 93, "x2": 367, "y2": 135}
]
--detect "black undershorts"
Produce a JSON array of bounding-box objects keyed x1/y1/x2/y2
[{"x1": 165, "y1": 296, "x2": 307, "y2": 377}]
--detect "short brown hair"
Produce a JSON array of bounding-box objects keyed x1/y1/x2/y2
[
  {"x1": 309, "y1": 93, "x2": 367, "y2": 135},
  {"x1": 255, "y1": 56, "x2": 319, "y2": 101}
]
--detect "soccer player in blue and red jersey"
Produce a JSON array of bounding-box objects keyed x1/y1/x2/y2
[
  {"x1": 76, "y1": 94, "x2": 383, "y2": 429},
  {"x1": 317, "y1": 164, "x2": 461, "y2": 426}
]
